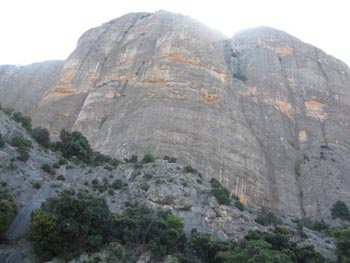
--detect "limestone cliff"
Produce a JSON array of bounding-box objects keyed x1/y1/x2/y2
[{"x1": 0, "y1": 11, "x2": 350, "y2": 220}]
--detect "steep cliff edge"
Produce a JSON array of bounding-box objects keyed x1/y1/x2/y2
[{"x1": 1, "y1": 11, "x2": 350, "y2": 220}]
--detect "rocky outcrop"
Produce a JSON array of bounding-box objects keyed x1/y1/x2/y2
[
  {"x1": 0, "y1": 11, "x2": 350, "y2": 220},
  {"x1": 0, "y1": 61, "x2": 63, "y2": 113}
]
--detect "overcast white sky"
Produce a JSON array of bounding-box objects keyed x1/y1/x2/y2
[{"x1": 0, "y1": 0, "x2": 349, "y2": 66}]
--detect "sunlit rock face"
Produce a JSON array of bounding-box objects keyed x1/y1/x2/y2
[{"x1": 1, "y1": 11, "x2": 350, "y2": 219}]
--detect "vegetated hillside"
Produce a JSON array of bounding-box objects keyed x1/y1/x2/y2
[
  {"x1": 1, "y1": 11, "x2": 350, "y2": 221},
  {"x1": 0, "y1": 108, "x2": 344, "y2": 263}
]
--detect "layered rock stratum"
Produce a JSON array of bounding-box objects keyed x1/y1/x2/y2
[{"x1": 1, "y1": 10, "x2": 350, "y2": 220}]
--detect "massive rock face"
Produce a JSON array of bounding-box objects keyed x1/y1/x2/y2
[{"x1": 1, "y1": 11, "x2": 350, "y2": 220}]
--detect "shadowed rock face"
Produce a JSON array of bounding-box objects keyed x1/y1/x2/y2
[{"x1": 1, "y1": 11, "x2": 350, "y2": 219}]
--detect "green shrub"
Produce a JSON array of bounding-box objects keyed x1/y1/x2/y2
[
  {"x1": 0, "y1": 133, "x2": 4, "y2": 148},
  {"x1": 231, "y1": 239, "x2": 292, "y2": 263},
  {"x1": 11, "y1": 136, "x2": 31, "y2": 148},
  {"x1": 91, "y1": 179, "x2": 99, "y2": 186},
  {"x1": 184, "y1": 165, "x2": 197, "y2": 174},
  {"x1": 210, "y1": 178, "x2": 221, "y2": 188},
  {"x1": 0, "y1": 186, "x2": 17, "y2": 236},
  {"x1": 52, "y1": 162, "x2": 60, "y2": 169},
  {"x1": 210, "y1": 178, "x2": 230, "y2": 205},
  {"x1": 143, "y1": 145, "x2": 155, "y2": 162},
  {"x1": 112, "y1": 204, "x2": 185, "y2": 260},
  {"x1": 99, "y1": 115, "x2": 108, "y2": 129},
  {"x1": 255, "y1": 209, "x2": 282, "y2": 226},
  {"x1": 235, "y1": 200, "x2": 244, "y2": 211},
  {"x1": 211, "y1": 187, "x2": 230, "y2": 205},
  {"x1": 163, "y1": 156, "x2": 177, "y2": 163},
  {"x1": 296, "y1": 219, "x2": 328, "y2": 232},
  {"x1": 31, "y1": 190, "x2": 111, "y2": 260},
  {"x1": 31, "y1": 210, "x2": 58, "y2": 261},
  {"x1": 17, "y1": 147, "x2": 30, "y2": 162},
  {"x1": 58, "y1": 157, "x2": 67, "y2": 165},
  {"x1": 31, "y1": 127, "x2": 50, "y2": 148},
  {"x1": 32, "y1": 181, "x2": 41, "y2": 189},
  {"x1": 11, "y1": 111, "x2": 32, "y2": 131},
  {"x1": 333, "y1": 226, "x2": 350, "y2": 262},
  {"x1": 142, "y1": 153, "x2": 155, "y2": 163},
  {"x1": 126, "y1": 155, "x2": 138, "y2": 163},
  {"x1": 191, "y1": 231, "x2": 233, "y2": 263},
  {"x1": 2, "y1": 107, "x2": 14, "y2": 116},
  {"x1": 331, "y1": 200, "x2": 350, "y2": 221},
  {"x1": 139, "y1": 181, "x2": 150, "y2": 192},
  {"x1": 41, "y1": 164, "x2": 54, "y2": 174},
  {"x1": 104, "y1": 165, "x2": 113, "y2": 171},
  {"x1": 111, "y1": 179, "x2": 122, "y2": 190},
  {"x1": 91, "y1": 151, "x2": 111, "y2": 166},
  {"x1": 6, "y1": 162, "x2": 18, "y2": 170},
  {"x1": 191, "y1": 225, "x2": 327, "y2": 263},
  {"x1": 109, "y1": 158, "x2": 121, "y2": 168},
  {"x1": 10, "y1": 137, "x2": 31, "y2": 162},
  {"x1": 58, "y1": 129, "x2": 92, "y2": 163},
  {"x1": 107, "y1": 242, "x2": 130, "y2": 262},
  {"x1": 56, "y1": 175, "x2": 65, "y2": 181}
]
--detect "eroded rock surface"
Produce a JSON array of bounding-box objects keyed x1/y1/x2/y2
[{"x1": 0, "y1": 11, "x2": 350, "y2": 220}]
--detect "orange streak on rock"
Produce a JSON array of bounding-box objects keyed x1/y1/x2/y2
[
  {"x1": 166, "y1": 53, "x2": 202, "y2": 68},
  {"x1": 298, "y1": 130, "x2": 307, "y2": 143},
  {"x1": 305, "y1": 99, "x2": 327, "y2": 120},
  {"x1": 142, "y1": 78, "x2": 172, "y2": 84},
  {"x1": 273, "y1": 100, "x2": 292, "y2": 117},
  {"x1": 201, "y1": 91, "x2": 219, "y2": 103}
]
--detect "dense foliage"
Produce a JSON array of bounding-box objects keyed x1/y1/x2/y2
[
  {"x1": 0, "y1": 186, "x2": 17, "y2": 236},
  {"x1": 191, "y1": 225, "x2": 328, "y2": 263},
  {"x1": 31, "y1": 190, "x2": 111, "y2": 260},
  {"x1": 331, "y1": 201, "x2": 350, "y2": 221},
  {"x1": 31, "y1": 192, "x2": 186, "y2": 261},
  {"x1": 112, "y1": 203, "x2": 186, "y2": 260},
  {"x1": 210, "y1": 178, "x2": 231, "y2": 205},
  {"x1": 333, "y1": 227, "x2": 350, "y2": 262},
  {"x1": 31, "y1": 127, "x2": 51, "y2": 148},
  {"x1": 11, "y1": 111, "x2": 32, "y2": 131},
  {"x1": 56, "y1": 129, "x2": 93, "y2": 163},
  {"x1": 10, "y1": 136, "x2": 32, "y2": 162},
  {"x1": 255, "y1": 209, "x2": 282, "y2": 226},
  {"x1": 0, "y1": 133, "x2": 4, "y2": 148},
  {"x1": 52, "y1": 129, "x2": 120, "y2": 168}
]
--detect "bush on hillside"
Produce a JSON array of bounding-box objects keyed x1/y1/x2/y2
[
  {"x1": 0, "y1": 186, "x2": 17, "y2": 236},
  {"x1": 331, "y1": 201, "x2": 350, "y2": 221},
  {"x1": 190, "y1": 224, "x2": 328, "y2": 263},
  {"x1": 0, "y1": 133, "x2": 4, "y2": 148},
  {"x1": 210, "y1": 178, "x2": 231, "y2": 205},
  {"x1": 31, "y1": 190, "x2": 111, "y2": 261},
  {"x1": 112, "y1": 203, "x2": 186, "y2": 260},
  {"x1": 10, "y1": 137, "x2": 32, "y2": 162},
  {"x1": 31, "y1": 127, "x2": 51, "y2": 148},
  {"x1": 255, "y1": 209, "x2": 282, "y2": 226},
  {"x1": 11, "y1": 111, "x2": 32, "y2": 131},
  {"x1": 58, "y1": 129, "x2": 92, "y2": 163},
  {"x1": 41, "y1": 164, "x2": 54, "y2": 174}
]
